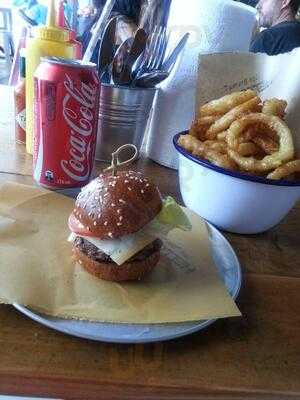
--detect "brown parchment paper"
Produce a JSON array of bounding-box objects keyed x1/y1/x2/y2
[{"x1": 0, "y1": 182, "x2": 240, "y2": 323}]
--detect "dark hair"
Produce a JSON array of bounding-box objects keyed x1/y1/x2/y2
[{"x1": 290, "y1": 0, "x2": 300, "y2": 14}]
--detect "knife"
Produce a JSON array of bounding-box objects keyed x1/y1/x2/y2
[
  {"x1": 117, "y1": 29, "x2": 148, "y2": 86},
  {"x1": 98, "y1": 16, "x2": 118, "y2": 82},
  {"x1": 161, "y1": 33, "x2": 190, "y2": 73}
]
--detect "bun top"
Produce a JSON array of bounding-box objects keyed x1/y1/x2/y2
[{"x1": 70, "y1": 170, "x2": 163, "y2": 239}]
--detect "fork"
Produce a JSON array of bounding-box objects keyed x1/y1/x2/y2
[
  {"x1": 147, "y1": 26, "x2": 168, "y2": 71},
  {"x1": 134, "y1": 25, "x2": 167, "y2": 79}
]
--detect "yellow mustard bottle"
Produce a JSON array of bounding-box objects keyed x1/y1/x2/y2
[{"x1": 25, "y1": 0, "x2": 74, "y2": 154}]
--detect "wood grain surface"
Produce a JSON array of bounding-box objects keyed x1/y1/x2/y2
[{"x1": 0, "y1": 85, "x2": 299, "y2": 400}]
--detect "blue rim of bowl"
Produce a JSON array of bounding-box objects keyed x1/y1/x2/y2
[{"x1": 173, "y1": 132, "x2": 300, "y2": 188}]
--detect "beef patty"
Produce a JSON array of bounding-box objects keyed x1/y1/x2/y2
[{"x1": 73, "y1": 237, "x2": 162, "y2": 264}]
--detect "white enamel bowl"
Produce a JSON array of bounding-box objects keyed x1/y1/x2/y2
[{"x1": 173, "y1": 132, "x2": 300, "y2": 234}]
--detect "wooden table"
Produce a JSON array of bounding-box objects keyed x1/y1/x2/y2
[{"x1": 0, "y1": 85, "x2": 299, "y2": 400}]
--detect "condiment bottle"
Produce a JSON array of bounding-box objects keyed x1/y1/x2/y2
[
  {"x1": 14, "y1": 48, "x2": 26, "y2": 144},
  {"x1": 25, "y1": 0, "x2": 75, "y2": 155},
  {"x1": 69, "y1": 30, "x2": 83, "y2": 59}
]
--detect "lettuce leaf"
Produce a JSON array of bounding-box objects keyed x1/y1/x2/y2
[{"x1": 155, "y1": 196, "x2": 192, "y2": 231}]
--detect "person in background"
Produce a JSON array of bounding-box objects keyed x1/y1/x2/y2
[
  {"x1": 79, "y1": 0, "x2": 142, "y2": 59},
  {"x1": 92, "y1": 0, "x2": 141, "y2": 24},
  {"x1": 236, "y1": 0, "x2": 258, "y2": 6},
  {"x1": 13, "y1": 0, "x2": 47, "y2": 25},
  {"x1": 77, "y1": 0, "x2": 97, "y2": 36},
  {"x1": 79, "y1": 0, "x2": 167, "y2": 58},
  {"x1": 250, "y1": 0, "x2": 300, "y2": 54},
  {"x1": 77, "y1": 0, "x2": 141, "y2": 37}
]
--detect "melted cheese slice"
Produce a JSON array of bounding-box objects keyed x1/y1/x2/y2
[
  {"x1": 68, "y1": 221, "x2": 158, "y2": 266},
  {"x1": 69, "y1": 197, "x2": 192, "y2": 266}
]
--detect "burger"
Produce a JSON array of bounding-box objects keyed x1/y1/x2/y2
[{"x1": 68, "y1": 170, "x2": 164, "y2": 282}]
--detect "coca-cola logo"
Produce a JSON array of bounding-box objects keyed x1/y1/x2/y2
[{"x1": 61, "y1": 74, "x2": 97, "y2": 182}]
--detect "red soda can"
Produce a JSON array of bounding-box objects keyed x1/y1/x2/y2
[{"x1": 33, "y1": 57, "x2": 100, "y2": 189}]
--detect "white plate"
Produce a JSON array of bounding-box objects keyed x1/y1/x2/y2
[{"x1": 14, "y1": 224, "x2": 241, "y2": 344}]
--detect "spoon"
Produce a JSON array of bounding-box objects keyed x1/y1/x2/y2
[
  {"x1": 134, "y1": 70, "x2": 169, "y2": 88},
  {"x1": 112, "y1": 38, "x2": 133, "y2": 85}
]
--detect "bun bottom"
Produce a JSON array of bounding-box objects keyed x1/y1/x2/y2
[{"x1": 73, "y1": 246, "x2": 161, "y2": 282}]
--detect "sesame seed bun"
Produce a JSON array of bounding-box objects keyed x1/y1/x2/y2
[{"x1": 69, "y1": 170, "x2": 163, "y2": 240}]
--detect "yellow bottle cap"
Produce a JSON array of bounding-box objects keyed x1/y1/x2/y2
[
  {"x1": 33, "y1": 25, "x2": 69, "y2": 42},
  {"x1": 32, "y1": 0, "x2": 69, "y2": 42}
]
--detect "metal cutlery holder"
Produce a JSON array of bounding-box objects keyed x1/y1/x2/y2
[{"x1": 96, "y1": 83, "x2": 157, "y2": 162}]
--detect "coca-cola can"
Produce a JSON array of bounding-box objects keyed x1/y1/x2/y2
[{"x1": 33, "y1": 57, "x2": 100, "y2": 189}]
